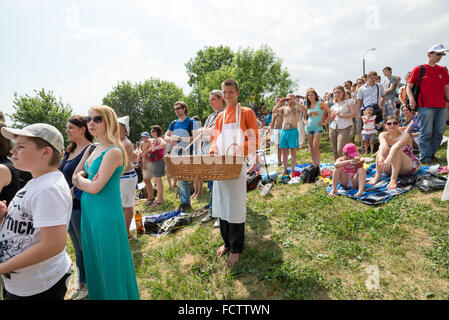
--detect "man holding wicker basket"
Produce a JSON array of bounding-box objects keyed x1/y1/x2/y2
[{"x1": 209, "y1": 79, "x2": 259, "y2": 268}]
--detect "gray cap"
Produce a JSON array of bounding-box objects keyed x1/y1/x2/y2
[{"x1": 1, "y1": 123, "x2": 64, "y2": 154}]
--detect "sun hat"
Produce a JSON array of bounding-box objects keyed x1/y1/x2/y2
[
  {"x1": 343, "y1": 143, "x2": 360, "y2": 158},
  {"x1": 427, "y1": 43, "x2": 449, "y2": 53},
  {"x1": 1, "y1": 123, "x2": 64, "y2": 154},
  {"x1": 118, "y1": 116, "x2": 130, "y2": 135}
]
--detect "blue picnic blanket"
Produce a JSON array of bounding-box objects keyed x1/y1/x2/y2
[{"x1": 326, "y1": 163, "x2": 430, "y2": 205}]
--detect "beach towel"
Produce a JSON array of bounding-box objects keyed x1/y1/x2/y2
[{"x1": 326, "y1": 163, "x2": 430, "y2": 205}]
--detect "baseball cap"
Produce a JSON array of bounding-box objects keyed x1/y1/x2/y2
[
  {"x1": 141, "y1": 132, "x2": 150, "y2": 138},
  {"x1": 1, "y1": 123, "x2": 64, "y2": 154},
  {"x1": 343, "y1": 143, "x2": 360, "y2": 158},
  {"x1": 427, "y1": 43, "x2": 449, "y2": 53},
  {"x1": 118, "y1": 116, "x2": 130, "y2": 135}
]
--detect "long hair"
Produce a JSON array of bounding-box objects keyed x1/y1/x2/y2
[
  {"x1": 305, "y1": 88, "x2": 319, "y2": 108},
  {"x1": 67, "y1": 115, "x2": 94, "y2": 153},
  {"x1": 332, "y1": 85, "x2": 347, "y2": 104},
  {"x1": 89, "y1": 105, "x2": 128, "y2": 170}
]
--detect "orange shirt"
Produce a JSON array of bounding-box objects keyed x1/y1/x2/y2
[{"x1": 210, "y1": 105, "x2": 259, "y2": 156}]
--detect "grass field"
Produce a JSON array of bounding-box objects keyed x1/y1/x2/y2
[{"x1": 66, "y1": 129, "x2": 449, "y2": 300}]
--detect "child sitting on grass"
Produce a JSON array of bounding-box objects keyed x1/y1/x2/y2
[
  {"x1": 361, "y1": 106, "x2": 377, "y2": 154},
  {"x1": 329, "y1": 143, "x2": 367, "y2": 198}
]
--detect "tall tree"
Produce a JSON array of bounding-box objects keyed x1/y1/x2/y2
[
  {"x1": 103, "y1": 79, "x2": 186, "y2": 143},
  {"x1": 8, "y1": 88, "x2": 73, "y2": 144},
  {"x1": 185, "y1": 44, "x2": 298, "y2": 116}
]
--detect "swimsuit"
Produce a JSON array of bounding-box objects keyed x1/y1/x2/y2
[
  {"x1": 280, "y1": 128, "x2": 299, "y2": 149},
  {"x1": 401, "y1": 144, "x2": 420, "y2": 175}
]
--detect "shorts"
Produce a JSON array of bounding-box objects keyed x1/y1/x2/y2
[
  {"x1": 151, "y1": 158, "x2": 166, "y2": 178},
  {"x1": 362, "y1": 133, "x2": 377, "y2": 141},
  {"x1": 280, "y1": 128, "x2": 299, "y2": 149},
  {"x1": 306, "y1": 129, "x2": 323, "y2": 135},
  {"x1": 270, "y1": 128, "x2": 281, "y2": 145},
  {"x1": 120, "y1": 170, "x2": 138, "y2": 207}
]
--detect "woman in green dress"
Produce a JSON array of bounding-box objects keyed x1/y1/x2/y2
[{"x1": 72, "y1": 105, "x2": 140, "y2": 300}]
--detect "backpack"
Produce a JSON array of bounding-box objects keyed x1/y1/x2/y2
[
  {"x1": 300, "y1": 165, "x2": 320, "y2": 183},
  {"x1": 247, "y1": 172, "x2": 262, "y2": 191},
  {"x1": 406, "y1": 65, "x2": 425, "y2": 110}
]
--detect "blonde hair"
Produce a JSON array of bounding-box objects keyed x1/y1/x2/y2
[{"x1": 89, "y1": 105, "x2": 127, "y2": 171}]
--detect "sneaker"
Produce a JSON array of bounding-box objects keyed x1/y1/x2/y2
[
  {"x1": 67, "y1": 287, "x2": 88, "y2": 300},
  {"x1": 213, "y1": 219, "x2": 220, "y2": 228},
  {"x1": 73, "y1": 287, "x2": 88, "y2": 300},
  {"x1": 201, "y1": 215, "x2": 213, "y2": 223}
]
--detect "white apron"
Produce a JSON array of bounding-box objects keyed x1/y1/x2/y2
[{"x1": 212, "y1": 104, "x2": 247, "y2": 224}]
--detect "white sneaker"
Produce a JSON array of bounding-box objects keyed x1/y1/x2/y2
[
  {"x1": 201, "y1": 215, "x2": 212, "y2": 223},
  {"x1": 73, "y1": 287, "x2": 88, "y2": 300},
  {"x1": 213, "y1": 219, "x2": 220, "y2": 228},
  {"x1": 67, "y1": 287, "x2": 88, "y2": 300}
]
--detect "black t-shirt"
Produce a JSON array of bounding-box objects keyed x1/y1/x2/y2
[{"x1": 0, "y1": 157, "x2": 21, "y2": 206}]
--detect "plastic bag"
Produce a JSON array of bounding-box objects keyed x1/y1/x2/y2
[{"x1": 415, "y1": 173, "x2": 447, "y2": 192}]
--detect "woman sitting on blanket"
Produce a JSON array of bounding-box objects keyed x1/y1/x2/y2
[
  {"x1": 330, "y1": 143, "x2": 366, "y2": 198},
  {"x1": 368, "y1": 115, "x2": 420, "y2": 190}
]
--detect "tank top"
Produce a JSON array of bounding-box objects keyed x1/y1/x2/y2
[
  {"x1": 306, "y1": 101, "x2": 324, "y2": 132},
  {"x1": 0, "y1": 157, "x2": 21, "y2": 206}
]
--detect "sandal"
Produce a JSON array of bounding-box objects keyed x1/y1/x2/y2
[
  {"x1": 146, "y1": 199, "x2": 155, "y2": 205},
  {"x1": 152, "y1": 201, "x2": 164, "y2": 207}
]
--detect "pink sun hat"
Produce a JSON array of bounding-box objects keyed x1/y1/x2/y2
[{"x1": 343, "y1": 143, "x2": 360, "y2": 158}]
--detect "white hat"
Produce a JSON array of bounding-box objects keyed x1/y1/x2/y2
[
  {"x1": 1, "y1": 123, "x2": 64, "y2": 154},
  {"x1": 118, "y1": 116, "x2": 130, "y2": 135},
  {"x1": 428, "y1": 43, "x2": 449, "y2": 53}
]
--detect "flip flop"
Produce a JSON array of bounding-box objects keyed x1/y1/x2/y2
[{"x1": 152, "y1": 201, "x2": 164, "y2": 207}]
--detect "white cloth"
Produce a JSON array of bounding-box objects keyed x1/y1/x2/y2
[
  {"x1": 212, "y1": 104, "x2": 247, "y2": 224},
  {"x1": 120, "y1": 170, "x2": 138, "y2": 207},
  {"x1": 329, "y1": 99, "x2": 356, "y2": 130},
  {"x1": 270, "y1": 128, "x2": 281, "y2": 145},
  {"x1": 0, "y1": 171, "x2": 72, "y2": 297},
  {"x1": 297, "y1": 112, "x2": 306, "y2": 147}
]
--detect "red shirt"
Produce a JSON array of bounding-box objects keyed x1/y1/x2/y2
[{"x1": 408, "y1": 64, "x2": 449, "y2": 108}]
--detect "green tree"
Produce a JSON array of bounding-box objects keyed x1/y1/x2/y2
[
  {"x1": 9, "y1": 88, "x2": 73, "y2": 144},
  {"x1": 185, "y1": 44, "x2": 298, "y2": 116},
  {"x1": 235, "y1": 45, "x2": 298, "y2": 108},
  {"x1": 103, "y1": 79, "x2": 186, "y2": 143}
]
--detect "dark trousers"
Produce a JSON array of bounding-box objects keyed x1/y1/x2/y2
[
  {"x1": 219, "y1": 219, "x2": 245, "y2": 253},
  {"x1": 6, "y1": 272, "x2": 70, "y2": 300}
]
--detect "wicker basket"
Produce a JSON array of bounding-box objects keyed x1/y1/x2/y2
[{"x1": 164, "y1": 154, "x2": 244, "y2": 181}]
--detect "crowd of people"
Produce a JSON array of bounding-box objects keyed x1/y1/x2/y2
[{"x1": 0, "y1": 43, "x2": 448, "y2": 300}]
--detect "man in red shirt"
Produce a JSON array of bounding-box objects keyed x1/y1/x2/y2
[{"x1": 407, "y1": 44, "x2": 449, "y2": 164}]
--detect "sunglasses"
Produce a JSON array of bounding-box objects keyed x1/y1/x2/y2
[
  {"x1": 85, "y1": 116, "x2": 103, "y2": 123},
  {"x1": 385, "y1": 121, "x2": 399, "y2": 126},
  {"x1": 431, "y1": 52, "x2": 446, "y2": 56},
  {"x1": 174, "y1": 106, "x2": 184, "y2": 111}
]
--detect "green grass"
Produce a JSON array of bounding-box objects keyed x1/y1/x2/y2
[{"x1": 67, "y1": 129, "x2": 449, "y2": 300}]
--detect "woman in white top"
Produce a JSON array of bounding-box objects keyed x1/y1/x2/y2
[{"x1": 329, "y1": 85, "x2": 357, "y2": 160}]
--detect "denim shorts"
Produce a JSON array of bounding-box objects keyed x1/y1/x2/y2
[
  {"x1": 362, "y1": 133, "x2": 377, "y2": 141},
  {"x1": 306, "y1": 129, "x2": 323, "y2": 135}
]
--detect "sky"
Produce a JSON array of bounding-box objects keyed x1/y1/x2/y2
[{"x1": 1, "y1": 0, "x2": 448, "y2": 125}]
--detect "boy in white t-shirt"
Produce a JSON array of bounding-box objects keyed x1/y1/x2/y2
[{"x1": 0, "y1": 123, "x2": 72, "y2": 300}]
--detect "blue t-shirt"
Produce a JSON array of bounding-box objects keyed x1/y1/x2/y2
[{"x1": 168, "y1": 117, "x2": 199, "y2": 155}]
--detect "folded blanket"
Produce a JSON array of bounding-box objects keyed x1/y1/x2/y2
[{"x1": 326, "y1": 164, "x2": 430, "y2": 205}]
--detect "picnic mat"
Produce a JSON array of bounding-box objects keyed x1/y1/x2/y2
[{"x1": 325, "y1": 163, "x2": 431, "y2": 205}]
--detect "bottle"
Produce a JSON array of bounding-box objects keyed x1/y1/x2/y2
[{"x1": 135, "y1": 210, "x2": 144, "y2": 235}]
